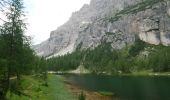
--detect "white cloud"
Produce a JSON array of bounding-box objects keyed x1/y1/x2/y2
[{"x1": 24, "y1": 0, "x2": 90, "y2": 44}]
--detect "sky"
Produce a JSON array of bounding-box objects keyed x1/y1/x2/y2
[{"x1": 24, "y1": 0, "x2": 91, "y2": 44}]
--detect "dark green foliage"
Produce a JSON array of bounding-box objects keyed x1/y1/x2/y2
[
  {"x1": 0, "y1": 0, "x2": 48, "y2": 98},
  {"x1": 83, "y1": 43, "x2": 118, "y2": 73},
  {"x1": 129, "y1": 39, "x2": 146, "y2": 57},
  {"x1": 113, "y1": 48, "x2": 133, "y2": 73},
  {"x1": 47, "y1": 50, "x2": 84, "y2": 71},
  {"x1": 105, "y1": 32, "x2": 114, "y2": 35},
  {"x1": 35, "y1": 57, "x2": 48, "y2": 86},
  {"x1": 0, "y1": 59, "x2": 8, "y2": 99},
  {"x1": 0, "y1": 0, "x2": 26, "y2": 97},
  {"x1": 78, "y1": 91, "x2": 86, "y2": 100},
  {"x1": 148, "y1": 45, "x2": 170, "y2": 72}
]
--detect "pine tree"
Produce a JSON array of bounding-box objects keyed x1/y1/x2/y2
[{"x1": 0, "y1": 0, "x2": 26, "y2": 97}]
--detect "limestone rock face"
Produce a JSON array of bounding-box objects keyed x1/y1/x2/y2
[
  {"x1": 160, "y1": 17, "x2": 170, "y2": 46},
  {"x1": 168, "y1": 9, "x2": 170, "y2": 16},
  {"x1": 167, "y1": 1, "x2": 170, "y2": 16},
  {"x1": 33, "y1": 0, "x2": 170, "y2": 57},
  {"x1": 137, "y1": 19, "x2": 160, "y2": 45}
]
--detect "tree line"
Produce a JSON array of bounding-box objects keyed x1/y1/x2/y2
[{"x1": 47, "y1": 39, "x2": 170, "y2": 74}]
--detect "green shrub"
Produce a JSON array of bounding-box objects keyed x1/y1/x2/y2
[{"x1": 78, "y1": 91, "x2": 86, "y2": 100}]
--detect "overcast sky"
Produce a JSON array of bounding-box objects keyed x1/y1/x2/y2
[{"x1": 24, "y1": 0, "x2": 91, "y2": 44}]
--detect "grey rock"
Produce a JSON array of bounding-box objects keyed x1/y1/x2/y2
[
  {"x1": 33, "y1": 0, "x2": 170, "y2": 57},
  {"x1": 167, "y1": 1, "x2": 170, "y2": 16},
  {"x1": 160, "y1": 16, "x2": 170, "y2": 46}
]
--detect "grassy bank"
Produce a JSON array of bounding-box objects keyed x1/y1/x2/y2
[{"x1": 7, "y1": 75, "x2": 76, "y2": 100}]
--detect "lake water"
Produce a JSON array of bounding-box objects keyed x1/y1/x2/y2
[{"x1": 63, "y1": 74, "x2": 170, "y2": 100}]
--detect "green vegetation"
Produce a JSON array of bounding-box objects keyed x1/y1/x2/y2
[
  {"x1": 6, "y1": 75, "x2": 75, "y2": 100},
  {"x1": 0, "y1": 0, "x2": 48, "y2": 99},
  {"x1": 98, "y1": 91, "x2": 113, "y2": 97},
  {"x1": 47, "y1": 50, "x2": 84, "y2": 71},
  {"x1": 105, "y1": 32, "x2": 114, "y2": 35},
  {"x1": 148, "y1": 45, "x2": 170, "y2": 72},
  {"x1": 47, "y1": 39, "x2": 170, "y2": 75},
  {"x1": 78, "y1": 91, "x2": 86, "y2": 100}
]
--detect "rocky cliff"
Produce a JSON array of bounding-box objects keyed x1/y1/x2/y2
[{"x1": 33, "y1": 0, "x2": 170, "y2": 57}]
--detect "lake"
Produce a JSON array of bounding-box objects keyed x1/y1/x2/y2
[{"x1": 63, "y1": 74, "x2": 170, "y2": 100}]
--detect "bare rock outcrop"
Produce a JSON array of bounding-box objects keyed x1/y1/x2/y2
[{"x1": 33, "y1": 0, "x2": 170, "y2": 57}]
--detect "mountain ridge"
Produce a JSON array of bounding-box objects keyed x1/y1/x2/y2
[{"x1": 33, "y1": 0, "x2": 170, "y2": 57}]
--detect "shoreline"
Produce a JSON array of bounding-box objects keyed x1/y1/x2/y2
[
  {"x1": 49, "y1": 71, "x2": 170, "y2": 76},
  {"x1": 64, "y1": 80, "x2": 116, "y2": 100}
]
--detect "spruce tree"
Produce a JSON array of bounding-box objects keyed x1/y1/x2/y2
[{"x1": 0, "y1": 0, "x2": 26, "y2": 97}]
